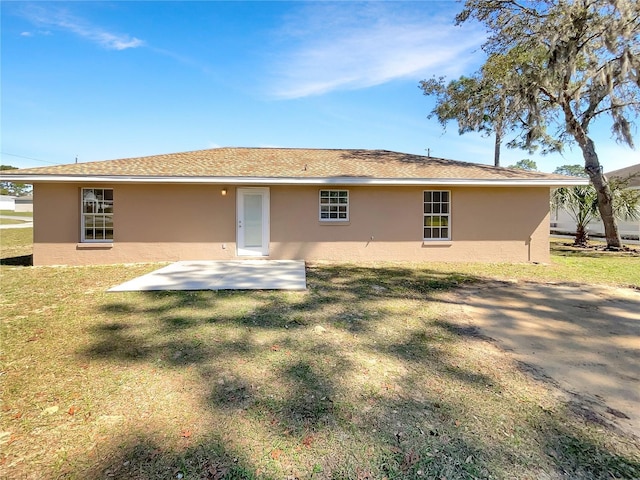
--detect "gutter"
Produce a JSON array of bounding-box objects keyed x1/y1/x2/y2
[{"x1": 0, "y1": 174, "x2": 589, "y2": 187}]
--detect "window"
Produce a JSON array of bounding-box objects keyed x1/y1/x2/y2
[
  {"x1": 319, "y1": 190, "x2": 349, "y2": 221},
  {"x1": 82, "y1": 188, "x2": 113, "y2": 242},
  {"x1": 423, "y1": 190, "x2": 450, "y2": 240}
]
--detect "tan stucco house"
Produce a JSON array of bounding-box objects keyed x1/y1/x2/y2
[{"x1": 0, "y1": 147, "x2": 586, "y2": 266}]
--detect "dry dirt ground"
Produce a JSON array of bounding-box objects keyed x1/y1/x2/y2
[{"x1": 443, "y1": 281, "x2": 640, "y2": 440}]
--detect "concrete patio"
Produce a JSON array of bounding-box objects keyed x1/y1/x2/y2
[{"x1": 108, "y1": 260, "x2": 306, "y2": 292}]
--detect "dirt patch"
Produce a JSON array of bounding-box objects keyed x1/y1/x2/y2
[{"x1": 442, "y1": 280, "x2": 640, "y2": 439}]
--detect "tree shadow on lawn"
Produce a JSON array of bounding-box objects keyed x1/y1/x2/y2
[
  {"x1": 66, "y1": 265, "x2": 640, "y2": 479},
  {"x1": 538, "y1": 420, "x2": 640, "y2": 478},
  {"x1": 0, "y1": 254, "x2": 32, "y2": 266},
  {"x1": 75, "y1": 432, "x2": 272, "y2": 480}
]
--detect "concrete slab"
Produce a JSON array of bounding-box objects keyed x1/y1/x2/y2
[{"x1": 108, "y1": 260, "x2": 306, "y2": 292}]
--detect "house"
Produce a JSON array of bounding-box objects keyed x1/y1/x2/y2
[
  {"x1": 0, "y1": 195, "x2": 16, "y2": 211},
  {"x1": 0, "y1": 147, "x2": 586, "y2": 266},
  {"x1": 0, "y1": 195, "x2": 33, "y2": 212},
  {"x1": 14, "y1": 196, "x2": 34, "y2": 213},
  {"x1": 551, "y1": 163, "x2": 640, "y2": 241}
]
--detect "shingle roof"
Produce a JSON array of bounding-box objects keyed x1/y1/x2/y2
[
  {"x1": 607, "y1": 163, "x2": 640, "y2": 188},
  {"x1": 0, "y1": 147, "x2": 585, "y2": 186}
]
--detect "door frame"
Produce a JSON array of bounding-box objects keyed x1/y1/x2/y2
[{"x1": 236, "y1": 187, "x2": 270, "y2": 256}]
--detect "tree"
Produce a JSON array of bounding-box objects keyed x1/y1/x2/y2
[
  {"x1": 552, "y1": 165, "x2": 592, "y2": 245},
  {"x1": 552, "y1": 184, "x2": 599, "y2": 246},
  {"x1": 0, "y1": 165, "x2": 31, "y2": 196},
  {"x1": 552, "y1": 173, "x2": 640, "y2": 246},
  {"x1": 433, "y1": 0, "x2": 640, "y2": 249},
  {"x1": 554, "y1": 164, "x2": 587, "y2": 177},
  {"x1": 420, "y1": 52, "x2": 528, "y2": 167},
  {"x1": 420, "y1": 74, "x2": 507, "y2": 166},
  {"x1": 508, "y1": 159, "x2": 538, "y2": 171}
]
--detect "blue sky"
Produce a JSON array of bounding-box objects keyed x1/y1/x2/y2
[{"x1": 1, "y1": 1, "x2": 637, "y2": 173}]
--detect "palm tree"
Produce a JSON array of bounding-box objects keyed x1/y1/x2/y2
[
  {"x1": 552, "y1": 186, "x2": 599, "y2": 247},
  {"x1": 552, "y1": 178, "x2": 639, "y2": 247}
]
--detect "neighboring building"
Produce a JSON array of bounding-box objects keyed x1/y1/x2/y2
[
  {"x1": 0, "y1": 147, "x2": 585, "y2": 266},
  {"x1": 14, "y1": 196, "x2": 33, "y2": 213},
  {"x1": 551, "y1": 163, "x2": 640, "y2": 241},
  {"x1": 0, "y1": 195, "x2": 15, "y2": 211}
]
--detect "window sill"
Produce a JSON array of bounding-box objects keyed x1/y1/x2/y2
[
  {"x1": 76, "y1": 242, "x2": 114, "y2": 249},
  {"x1": 422, "y1": 240, "x2": 452, "y2": 247},
  {"x1": 319, "y1": 221, "x2": 350, "y2": 226}
]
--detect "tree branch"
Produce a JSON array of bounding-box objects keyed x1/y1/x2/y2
[
  {"x1": 537, "y1": 85, "x2": 559, "y2": 104},
  {"x1": 580, "y1": 87, "x2": 609, "y2": 128},
  {"x1": 587, "y1": 100, "x2": 640, "y2": 120},
  {"x1": 504, "y1": 0, "x2": 545, "y2": 19}
]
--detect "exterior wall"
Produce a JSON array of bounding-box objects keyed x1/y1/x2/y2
[
  {"x1": 32, "y1": 183, "x2": 551, "y2": 265},
  {"x1": 33, "y1": 183, "x2": 236, "y2": 265},
  {"x1": 270, "y1": 185, "x2": 549, "y2": 263}
]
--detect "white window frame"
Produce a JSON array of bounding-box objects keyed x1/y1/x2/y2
[
  {"x1": 423, "y1": 190, "x2": 451, "y2": 241},
  {"x1": 81, "y1": 188, "x2": 114, "y2": 243},
  {"x1": 319, "y1": 189, "x2": 349, "y2": 222}
]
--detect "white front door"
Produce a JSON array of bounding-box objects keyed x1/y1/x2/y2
[{"x1": 237, "y1": 187, "x2": 270, "y2": 256}]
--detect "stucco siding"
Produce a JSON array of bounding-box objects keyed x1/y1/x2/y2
[
  {"x1": 31, "y1": 183, "x2": 550, "y2": 265},
  {"x1": 270, "y1": 186, "x2": 549, "y2": 262},
  {"x1": 33, "y1": 183, "x2": 237, "y2": 265}
]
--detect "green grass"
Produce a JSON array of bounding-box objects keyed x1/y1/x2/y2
[
  {"x1": 0, "y1": 228, "x2": 32, "y2": 265},
  {"x1": 1, "y1": 232, "x2": 639, "y2": 479},
  {"x1": 0, "y1": 211, "x2": 33, "y2": 225},
  {"x1": 419, "y1": 238, "x2": 639, "y2": 289},
  {"x1": 550, "y1": 237, "x2": 639, "y2": 287},
  {"x1": 0, "y1": 218, "x2": 28, "y2": 225},
  {"x1": 0, "y1": 210, "x2": 33, "y2": 217}
]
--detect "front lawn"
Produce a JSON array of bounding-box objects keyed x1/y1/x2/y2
[
  {"x1": 0, "y1": 228, "x2": 33, "y2": 265},
  {"x1": 0, "y1": 218, "x2": 28, "y2": 225},
  {"x1": 0, "y1": 210, "x2": 33, "y2": 217},
  {"x1": 1, "y1": 232, "x2": 639, "y2": 479}
]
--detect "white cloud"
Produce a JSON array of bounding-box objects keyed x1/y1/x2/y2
[
  {"x1": 269, "y1": 3, "x2": 485, "y2": 99},
  {"x1": 20, "y1": 31, "x2": 33, "y2": 37},
  {"x1": 20, "y1": 5, "x2": 144, "y2": 50}
]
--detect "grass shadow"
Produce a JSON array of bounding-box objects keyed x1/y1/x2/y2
[
  {"x1": 0, "y1": 254, "x2": 32, "y2": 266},
  {"x1": 75, "y1": 433, "x2": 269, "y2": 480},
  {"x1": 541, "y1": 421, "x2": 640, "y2": 478},
  {"x1": 85, "y1": 321, "x2": 153, "y2": 361}
]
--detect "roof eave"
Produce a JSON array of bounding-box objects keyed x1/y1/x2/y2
[{"x1": 0, "y1": 174, "x2": 589, "y2": 187}]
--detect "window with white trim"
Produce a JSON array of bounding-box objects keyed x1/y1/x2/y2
[
  {"x1": 423, "y1": 190, "x2": 450, "y2": 240},
  {"x1": 81, "y1": 188, "x2": 113, "y2": 242},
  {"x1": 319, "y1": 189, "x2": 349, "y2": 221}
]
